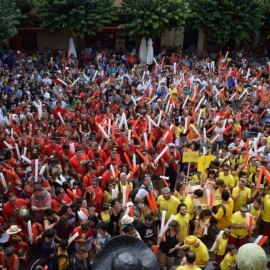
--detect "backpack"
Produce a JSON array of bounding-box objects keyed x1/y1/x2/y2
[{"x1": 48, "y1": 248, "x2": 68, "y2": 270}]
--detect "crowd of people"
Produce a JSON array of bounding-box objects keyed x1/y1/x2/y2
[{"x1": 0, "y1": 44, "x2": 269, "y2": 270}]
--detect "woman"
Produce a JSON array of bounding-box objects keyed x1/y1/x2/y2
[
  {"x1": 194, "y1": 209, "x2": 212, "y2": 239},
  {"x1": 73, "y1": 221, "x2": 94, "y2": 252},
  {"x1": 31, "y1": 129, "x2": 44, "y2": 147},
  {"x1": 79, "y1": 118, "x2": 91, "y2": 137},
  {"x1": 102, "y1": 182, "x2": 114, "y2": 207},
  {"x1": 108, "y1": 199, "x2": 123, "y2": 236},
  {"x1": 85, "y1": 178, "x2": 103, "y2": 215},
  {"x1": 53, "y1": 216, "x2": 73, "y2": 243},
  {"x1": 43, "y1": 209, "x2": 59, "y2": 231},
  {"x1": 158, "y1": 220, "x2": 183, "y2": 270},
  {"x1": 173, "y1": 182, "x2": 186, "y2": 202}
]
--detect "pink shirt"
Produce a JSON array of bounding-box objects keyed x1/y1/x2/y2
[{"x1": 31, "y1": 191, "x2": 52, "y2": 221}]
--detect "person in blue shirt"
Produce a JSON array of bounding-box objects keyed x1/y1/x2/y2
[{"x1": 156, "y1": 80, "x2": 168, "y2": 99}]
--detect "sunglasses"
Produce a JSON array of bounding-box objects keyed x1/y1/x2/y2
[
  {"x1": 144, "y1": 174, "x2": 150, "y2": 178},
  {"x1": 223, "y1": 170, "x2": 229, "y2": 172},
  {"x1": 241, "y1": 210, "x2": 248, "y2": 214}
]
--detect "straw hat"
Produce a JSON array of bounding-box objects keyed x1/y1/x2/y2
[
  {"x1": 121, "y1": 215, "x2": 134, "y2": 225},
  {"x1": 184, "y1": 235, "x2": 198, "y2": 246},
  {"x1": 6, "y1": 225, "x2": 22, "y2": 235}
]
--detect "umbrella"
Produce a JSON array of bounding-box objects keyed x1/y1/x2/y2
[
  {"x1": 69, "y1": 37, "x2": 77, "y2": 58},
  {"x1": 139, "y1": 37, "x2": 148, "y2": 63},
  {"x1": 146, "y1": 38, "x2": 154, "y2": 65}
]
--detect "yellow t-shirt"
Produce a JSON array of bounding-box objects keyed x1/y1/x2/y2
[
  {"x1": 176, "y1": 126, "x2": 184, "y2": 137},
  {"x1": 220, "y1": 252, "x2": 237, "y2": 270},
  {"x1": 248, "y1": 164, "x2": 257, "y2": 175},
  {"x1": 248, "y1": 203, "x2": 261, "y2": 224},
  {"x1": 57, "y1": 249, "x2": 69, "y2": 270},
  {"x1": 194, "y1": 219, "x2": 206, "y2": 238},
  {"x1": 215, "y1": 198, "x2": 234, "y2": 230},
  {"x1": 173, "y1": 213, "x2": 190, "y2": 239},
  {"x1": 174, "y1": 190, "x2": 186, "y2": 202},
  {"x1": 232, "y1": 186, "x2": 251, "y2": 212},
  {"x1": 101, "y1": 211, "x2": 110, "y2": 222},
  {"x1": 116, "y1": 182, "x2": 133, "y2": 203},
  {"x1": 190, "y1": 239, "x2": 209, "y2": 268},
  {"x1": 237, "y1": 155, "x2": 245, "y2": 165},
  {"x1": 104, "y1": 190, "x2": 112, "y2": 203},
  {"x1": 215, "y1": 236, "x2": 228, "y2": 256},
  {"x1": 176, "y1": 265, "x2": 201, "y2": 270},
  {"x1": 219, "y1": 172, "x2": 235, "y2": 188},
  {"x1": 183, "y1": 195, "x2": 195, "y2": 220},
  {"x1": 262, "y1": 194, "x2": 270, "y2": 222},
  {"x1": 169, "y1": 88, "x2": 177, "y2": 99},
  {"x1": 157, "y1": 195, "x2": 180, "y2": 222},
  {"x1": 230, "y1": 211, "x2": 248, "y2": 238}
]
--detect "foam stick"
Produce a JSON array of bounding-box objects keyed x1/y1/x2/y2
[
  {"x1": 15, "y1": 143, "x2": 21, "y2": 160},
  {"x1": 122, "y1": 186, "x2": 127, "y2": 207},
  {"x1": 131, "y1": 96, "x2": 137, "y2": 107},
  {"x1": 257, "y1": 70, "x2": 263, "y2": 79},
  {"x1": 229, "y1": 93, "x2": 236, "y2": 101},
  {"x1": 191, "y1": 124, "x2": 200, "y2": 137},
  {"x1": 136, "y1": 149, "x2": 148, "y2": 162},
  {"x1": 153, "y1": 245, "x2": 159, "y2": 255},
  {"x1": 35, "y1": 159, "x2": 39, "y2": 182},
  {"x1": 133, "y1": 115, "x2": 141, "y2": 128},
  {"x1": 28, "y1": 220, "x2": 33, "y2": 244},
  {"x1": 160, "y1": 176, "x2": 170, "y2": 180},
  {"x1": 23, "y1": 147, "x2": 27, "y2": 156},
  {"x1": 211, "y1": 133, "x2": 220, "y2": 145},
  {"x1": 159, "y1": 214, "x2": 175, "y2": 237},
  {"x1": 92, "y1": 70, "x2": 98, "y2": 81},
  {"x1": 191, "y1": 110, "x2": 196, "y2": 123},
  {"x1": 0, "y1": 173, "x2": 7, "y2": 189},
  {"x1": 71, "y1": 77, "x2": 80, "y2": 87},
  {"x1": 131, "y1": 129, "x2": 141, "y2": 143},
  {"x1": 260, "y1": 110, "x2": 266, "y2": 117},
  {"x1": 143, "y1": 132, "x2": 148, "y2": 148},
  {"x1": 244, "y1": 152, "x2": 250, "y2": 165},
  {"x1": 170, "y1": 96, "x2": 179, "y2": 109},
  {"x1": 157, "y1": 110, "x2": 162, "y2": 126},
  {"x1": 110, "y1": 164, "x2": 115, "y2": 178},
  {"x1": 147, "y1": 194, "x2": 155, "y2": 210},
  {"x1": 21, "y1": 155, "x2": 31, "y2": 164},
  {"x1": 203, "y1": 88, "x2": 212, "y2": 96},
  {"x1": 223, "y1": 124, "x2": 232, "y2": 133},
  {"x1": 132, "y1": 154, "x2": 136, "y2": 168},
  {"x1": 254, "y1": 235, "x2": 264, "y2": 245},
  {"x1": 57, "y1": 112, "x2": 65, "y2": 126},
  {"x1": 206, "y1": 125, "x2": 216, "y2": 134},
  {"x1": 258, "y1": 236, "x2": 268, "y2": 246},
  {"x1": 195, "y1": 97, "x2": 205, "y2": 112},
  {"x1": 4, "y1": 141, "x2": 12, "y2": 149},
  {"x1": 182, "y1": 95, "x2": 189, "y2": 109},
  {"x1": 160, "y1": 211, "x2": 167, "y2": 233},
  {"x1": 154, "y1": 146, "x2": 169, "y2": 163},
  {"x1": 197, "y1": 109, "x2": 202, "y2": 125},
  {"x1": 203, "y1": 128, "x2": 207, "y2": 142},
  {"x1": 148, "y1": 132, "x2": 153, "y2": 149},
  {"x1": 140, "y1": 95, "x2": 145, "y2": 106},
  {"x1": 39, "y1": 164, "x2": 46, "y2": 176},
  {"x1": 68, "y1": 232, "x2": 79, "y2": 244},
  {"x1": 257, "y1": 153, "x2": 266, "y2": 162},
  {"x1": 114, "y1": 169, "x2": 119, "y2": 184},
  {"x1": 57, "y1": 78, "x2": 68, "y2": 86},
  {"x1": 128, "y1": 164, "x2": 140, "y2": 180},
  {"x1": 173, "y1": 63, "x2": 176, "y2": 74},
  {"x1": 3, "y1": 168, "x2": 18, "y2": 179},
  {"x1": 162, "y1": 178, "x2": 169, "y2": 187},
  {"x1": 203, "y1": 218, "x2": 210, "y2": 236},
  {"x1": 127, "y1": 206, "x2": 134, "y2": 217},
  {"x1": 210, "y1": 230, "x2": 224, "y2": 252},
  {"x1": 247, "y1": 214, "x2": 254, "y2": 236},
  {"x1": 97, "y1": 124, "x2": 109, "y2": 139},
  {"x1": 147, "y1": 95, "x2": 158, "y2": 105},
  {"x1": 37, "y1": 102, "x2": 42, "y2": 120},
  {"x1": 247, "y1": 110, "x2": 254, "y2": 117},
  {"x1": 112, "y1": 121, "x2": 115, "y2": 138},
  {"x1": 239, "y1": 89, "x2": 248, "y2": 99},
  {"x1": 112, "y1": 189, "x2": 118, "y2": 199},
  {"x1": 150, "y1": 190, "x2": 156, "y2": 208},
  {"x1": 262, "y1": 167, "x2": 270, "y2": 184},
  {"x1": 66, "y1": 189, "x2": 76, "y2": 198},
  {"x1": 257, "y1": 167, "x2": 263, "y2": 189},
  {"x1": 77, "y1": 210, "x2": 88, "y2": 221},
  {"x1": 124, "y1": 153, "x2": 133, "y2": 170},
  {"x1": 125, "y1": 184, "x2": 131, "y2": 204}
]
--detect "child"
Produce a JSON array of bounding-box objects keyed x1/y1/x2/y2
[
  {"x1": 101, "y1": 206, "x2": 110, "y2": 223},
  {"x1": 72, "y1": 180, "x2": 82, "y2": 203},
  {"x1": 214, "y1": 229, "x2": 231, "y2": 269},
  {"x1": 93, "y1": 222, "x2": 111, "y2": 252},
  {"x1": 42, "y1": 229, "x2": 57, "y2": 259},
  {"x1": 11, "y1": 235, "x2": 30, "y2": 266},
  {"x1": 89, "y1": 206, "x2": 98, "y2": 217},
  {"x1": 220, "y1": 244, "x2": 237, "y2": 270}
]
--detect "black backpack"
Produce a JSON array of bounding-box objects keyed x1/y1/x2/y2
[{"x1": 48, "y1": 248, "x2": 68, "y2": 270}]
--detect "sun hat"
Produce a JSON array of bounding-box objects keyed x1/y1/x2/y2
[
  {"x1": 184, "y1": 235, "x2": 198, "y2": 246},
  {"x1": 121, "y1": 215, "x2": 134, "y2": 225},
  {"x1": 6, "y1": 225, "x2": 22, "y2": 235}
]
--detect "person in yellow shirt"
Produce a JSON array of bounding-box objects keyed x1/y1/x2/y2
[
  {"x1": 179, "y1": 235, "x2": 209, "y2": 269},
  {"x1": 247, "y1": 197, "x2": 262, "y2": 228},
  {"x1": 232, "y1": 178, "x2": 251, "y2": 212},
  {"x1": 219, "y1": 164, "x2": 235, "y2": 189},
  {"x1": 247, "y1": 157, "x2": 259, "y2": 176},
  {"x1": 230, "y1": 205, "x2": 252, "y2": 248},
  {"x1": 157, "y1": 187, "x2": 180, "y2": 222},
  {"x1": 176, "y1": 123, "x2": 185, "y2": 137},
  {"x1": 220, "y1": 244, "x2": 237, "y2": 270},
  {"x1": 214, "y1": 229, "x2": 231, "y2": 265},
  {"x1": 260, "y1": 193, "x2": 270, "y2": 236},
  {"x1": 168, "y1": 83, "x2": 177, "y2": 99},
  {"x1": 235, "y1": 147, "x2": 247, "y2": 165},
  {"x1": 173, "y1": 182, "x2": 186, "y2": 202},
  {"x1": 193, "y1": 209, "x2": 212, "y2": 239},
  {"x1": 212, "y1": 190, "x2": 234, "y2": 230},
  {"x1": 57, "y1": 239, "x2": 69, "y2": 270},
  {"x1": 248, "y1": 167, "x2": 267, "y2": 193},
  {"x1": 176, "y1": 250, "x2": 201, "y2": 270},
  {"x1": 116, "y1": 172, "x2": 133, "y2": 203},
  {"x1": 183, "y1": 189, "x2": 203, "y2": 220},
  {"x1": 174, "y1": 203, "x2": 190, "y2": 239}
]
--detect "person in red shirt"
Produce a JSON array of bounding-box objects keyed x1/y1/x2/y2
[
  {"x1": 85, "y1": 178, "x2": 103, "y2": 214},
  {"x1": 58, "y1": 145, "x2": 75, "y2": 167},
  {"x1": 0, "y1": 247, "x2": 20, "y2": 270},
  {"x1": 52, "y1": 101, "x2": 66, "y2": 119},
  {"x1": 69, "y1": 146, "x2": 89, "y2": 178},
  {"x1": 43, "y1": 138, "x2": 62, "y2": 159},
  {"x1": 101, "y1": 163, "x2": 114, "y2": 189},
  {"x1": 87, "y1": 142, "x2": 107, "y2": 163},
  {"x1": 163, "y1": 144, "x2": 181, "y2": 192},
  {"x1": 105, "y1": 151, "x2": 122, "y2": 168},
  {"x1": 83, "y1": 164, "x2": 96, "y2": 191},
  {"x1": 95, "y1": 110, "x2": 109, "y2": 124},
  {"x1": 3, "y1": 193, "x2": 28, "y2": 226},
  {"x1": 72, "y1": 221, "x2": 94, "y2": 251},
  {"x1": 11, "y1": 235, "x2": 29, "y2": 266},
  {"x1": 51, "y1": 187, "x2": 73, "y2": 215},
  {"x1": 116, "y1": 130, "x2": 128, "y2": 156}
]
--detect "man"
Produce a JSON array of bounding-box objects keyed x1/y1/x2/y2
[
  {"x1": 116, "y1": 129, "x2": 128, "y2": 156},
  {"x1": 52, "y1": 101, "x2": 66, "y2": 119},
  {"x1": 52, "y1": 187, "x2": 73, "y2": 215},
  {"x1": 181, "y1": 236, "x2": 209, "y2": 269},
  {"x1": 67, "y1": 246, "x2": 90, "y2": 270},
  {"x1": 229, "y1": 205, "x2": 253, "y2": 248},
  {"x1": 232, "y1": 177, "x2": 251, "y2": 212},
  {"x1": 136, "y1": 215, "x2": 156, "y2": 243},
  {"x1": 248, "y1": 197, "x2": 262, "y2": 232},
  {"x1": 157, "y1": 187, "x2": 180, "y2": 222},
  {"x1": 69, "y1": 146, "x2": 89, "y2": 178},
  {"x1": 104, "y1": 150, "x2": 122, "y2": 168},
  {"x1": 116, "y1": 172, "x2": 133, "y2": 203},
  {"x1": 214, "y1": 121, "x2": 224, "y2": 148},
  {"x1": 3, "y1": 193, "x2": 28, "y2": 226},
  {"x1": 218, "y1": 164, "x2": 234, "y2": 189},
  {"x1": 31, "y1": 184, "x2": 52, "y2": 222},
  {"x1": 101, "y1": 163, "x2": 114, "y2": 189},
  {"x1": 183, "y1": 189, "x2": 203, "y2": 220},
  {"x1": 0, "y1": 247, "x2": 20, "y2": 270},
  {"x1": 212, "y1": 190, "x2": 234, "y2": 230},
  {"x1": 58, "y1": 145, "x2": 75, "y2": 167},
  {"x1": 176, "y1": 250, "x2": 201, "y2": 270},
  {"x1": 87, "y1": 142, "x2": 107, "y2": 163},
  {"x1": 163, "y1": 144, "x2": 181, "y2": 192},
  {"x1": 43, "y1": 137, "x2": 62, "y2": 159},
  {"x1": 134, "y1": 174, "x2": 153, "y2": 204},
  {"x1": 174, "y1": 203, "x2": 190, "y2": 240}
]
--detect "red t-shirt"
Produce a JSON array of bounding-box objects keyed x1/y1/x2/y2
[
  {"x1": 104, "y1": 157, "x2": 122, "y2": 168},
  {"x1": 72, "y1": 226, "x2": 93, "y2": 240},
  {"x1": 52, "y1": 107, "x2": 66, "y2": 119},
  {"x1": 58, "y1": 150, "x2": 75, "y2": 166},
  {"x1": 163, "y1": 151, "x2": 181, "y2": 171},
  {"x1": 69, "y1": 153, "x2": 89, "y2": 176},
  {"x1": 43, "y1": 144, "x2": 62, "y2": 158},
  {"x1": 82, "y1": 174, "x2": 96, "y2": 188},
  {"x1": 51, "y1": 194, "x2": 73, "y2": 214},
  {"x1": 101, "y1": 171, "x2": 114, "y2": 187},
  {"x1": 87, "y1": 149, "x2": 107, "y2": 163}
]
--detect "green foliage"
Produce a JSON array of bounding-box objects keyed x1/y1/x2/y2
[
  {"x1": 0, "y1": 0, "x2": 21, "y2": 44},
  {"x1": 15, "y1": 0, "x2": 34, "y2": 26},
  {"x1": 37, "y1": 0, "x2": 116, "y2": 39},
  {"x1": 190, "y1": 0, "x2": 264, "y2": 45},
  {"x1": 118, "y1": 0, "x2": 190, "y2": 39}
]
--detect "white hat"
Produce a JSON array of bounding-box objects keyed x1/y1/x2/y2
[
  {"x1": 6, "y1": 225, "x2": 22, "y2": 235},
  {"x1": 121, "y1": 214, "x2": 134, "y2": 225}
]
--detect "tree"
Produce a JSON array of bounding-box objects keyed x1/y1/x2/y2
[
  {"x1": 37, "y1": 0, "x2": 116, "y2": 64},
  {"x1": 0, "y1": 0, "x2": 21, "y2": 44},
  {"x1": 15, "y1": 0, "x2": 35, "y2": 26},
  {"x1": 118, "y1": 0, "x2": 190, "y2": 40},
  {"x1": 190, "y1": 0, "x2": 264, "y2": 46}
]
